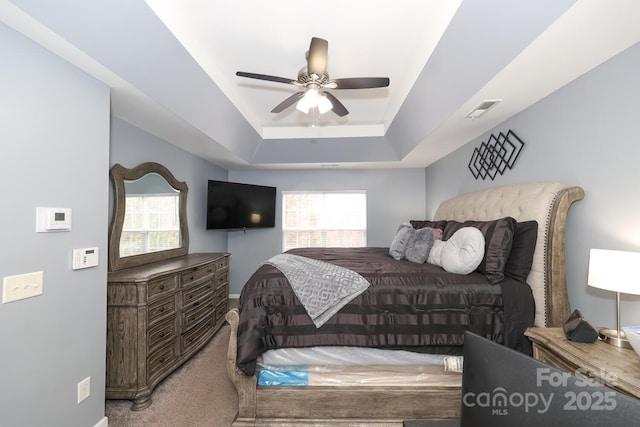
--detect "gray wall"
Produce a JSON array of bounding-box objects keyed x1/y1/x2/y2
[
  {"x1": 227, "y1": 168, "x2": 426, "y2": 295},
  {"x1": 424, "y1": 42, "x2": 640, "y2": 329},
  {"x1": 109, "y1": 118, "x2": 229, "y2": 254},
  {"x1": 0, "y1": 23, "x2": 110, "y2": 427}
]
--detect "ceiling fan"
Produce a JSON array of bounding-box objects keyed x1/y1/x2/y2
[{"x1": 236, "y1": 37, "x2": 390, "y2": 117}]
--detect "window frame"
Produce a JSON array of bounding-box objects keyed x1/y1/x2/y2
[{"x1": 281, "y1": 190, "x2": 367, "y2": 252}]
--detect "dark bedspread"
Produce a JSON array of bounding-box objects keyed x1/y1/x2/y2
[{"x1": 236, "y1": 247, "x2": 534, "y2": 375}]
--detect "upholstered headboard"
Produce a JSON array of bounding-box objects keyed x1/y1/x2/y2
[{"x1": 433, "y1": 182, "x2": 584, "y2": 328}]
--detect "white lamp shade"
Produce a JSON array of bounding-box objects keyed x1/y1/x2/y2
[
  {"x1": 587, "y1": 249, "x2": 640, "y2": 295},
  {"x1": 317, "y1": 95, "x2": 332, "y2": 114}
]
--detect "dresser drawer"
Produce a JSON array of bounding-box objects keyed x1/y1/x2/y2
[
  {"x1": 181, "y1": 262, "x2": 215, "y2": 288},
  {"x1": 181, "y1": 280, "x2": 214, "y2": 310},
  {"x1": 148, "y1": 342, "x2": 177, "y2": 381},
  {"x1": 147, "y1": 317, "x2": 177, "y2": 353},
  {"x1": 182, "y1": 297, "x2": 215, "y2": 331},
  {"x1": 148, "y1": 295, "x2": 176, "y2": 324},
  {"x1": 215, "y1": 299, "x2": 228, "y2": 324},
  {"x1": 214, "y1": 256, "x2": 228, "y2": 272},
  {"x1": 214, "y1": 283, "x2": 228, "y2": 301},
  {"x1": 147, "y1": 276, "x2": 177, "y2": 300},
  {"x1": 181, "y1": 315, "x2": 215, "y2": 354},
  {"x1": 214, "y1": 271, "x2": 228, "y2": 290}
]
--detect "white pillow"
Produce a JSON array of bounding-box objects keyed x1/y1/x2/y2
[
  {"x1": 427, "y1": 240, "x2": 446, "y2": 267},
  {"x1": 440, "y1": 227, "x2": 485, "y2": 275}
]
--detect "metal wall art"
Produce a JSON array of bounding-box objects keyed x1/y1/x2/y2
[{"x1": 468, "y1": 130, "x2": 524, "y2": 180}]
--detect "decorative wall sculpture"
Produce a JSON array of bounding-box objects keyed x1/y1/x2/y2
[{"x1": 468, "y1": 130, "x2": 524, "y2": 180}]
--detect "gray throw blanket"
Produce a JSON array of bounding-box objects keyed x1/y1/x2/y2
[{"x1": 261, "y1": 253, "x2": 370, "y2": 327}]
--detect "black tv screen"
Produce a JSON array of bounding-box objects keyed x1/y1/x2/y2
[{"x1": 206, "y1": 180, "x2": 276, "y2": 230}]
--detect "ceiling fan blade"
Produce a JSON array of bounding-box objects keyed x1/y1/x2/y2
[
  {"x1": 307, "y1": 37, "x2": 328, "y2": 78},
  {"x1": 236, "y1": 71, "x2": 296, "y2": 85},
  {"x1": 332, "y1": 77, "x2": 390, "y2": 89},
  {"x1": 271, "y1": 92, "x2": 305, "y2": 113},
  {"x1": 324, "y1": 92, "x2": 349, "y2": 117}
]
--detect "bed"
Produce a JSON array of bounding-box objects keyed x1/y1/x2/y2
[{"x1": 225, "y1": 182, "x2": 584, "y2": 426}]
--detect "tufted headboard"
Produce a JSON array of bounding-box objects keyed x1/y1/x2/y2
[{"x1": 433, "y1": 182, "x2": 584, "y2": 328}]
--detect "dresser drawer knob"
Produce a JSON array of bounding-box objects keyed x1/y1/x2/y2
[
  {"x1": 159, "y1": 356, "x2": 165, "y2": 363},
  {"x1": 158, "y1": 307, "x2": 165, "y2": 313},
  {"x1": 159, "y1": 284, "x2": 165, "y2": 290},
  {"x1": 158, "y1": 332, "x2": 165, "y2": 338},
  {"x1": 190, "y1": 315, "x2": 196, "y2": 321}
]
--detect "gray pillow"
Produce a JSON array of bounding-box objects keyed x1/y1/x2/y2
[
  {"x1": 389, "y1": 224, "x2": 412, "y2": 260},
  {"x1": 405, "y1": 227, "x2": 435, "y2": 264}
]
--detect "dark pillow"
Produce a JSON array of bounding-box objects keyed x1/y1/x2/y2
[
  {"x1": 410, "y1": 220, "x2": 447, "y2": 231},
  {"x1": 504, "y1": 220, "x2": 538, "y2": 282},
  {"x1": 443, "y1": 217, "x2": 518, "y2": 284}
]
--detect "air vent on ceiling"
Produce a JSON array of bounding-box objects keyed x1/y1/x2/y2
[{"x1": 465, "y1": 99, "x2": 502, "y2": 119}]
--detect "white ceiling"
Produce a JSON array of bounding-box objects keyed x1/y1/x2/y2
[{"x1": 3, "y1": 0, "x2": 640, "y2": 170}]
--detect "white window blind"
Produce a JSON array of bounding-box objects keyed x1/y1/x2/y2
[
  {"x1": 120, "y1": 193, "x2": 180, "y2": 257},
  {"x1": 282, "y1": 191, "x2": 367, "y2": 252}
]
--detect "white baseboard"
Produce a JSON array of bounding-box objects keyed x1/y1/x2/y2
[
  {"x1": 229, "y1": 293, "x2": 240, "y2": 299},
  {"x1": 94, "y1": 416, "x2": 108, "y2": 427}
]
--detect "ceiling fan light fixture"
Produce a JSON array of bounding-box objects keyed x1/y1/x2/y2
[
  {"x1": 317, "y1": 94, "x2": 332, "y2": 114},
  {"x1": 303, "y1": 86, "x2": 319, "y2": 104},
  {"x1": 295, "y1": 85, "x2": 333, "y2": 115},
  {"x1": 295, "y1": 96, "x2": 311, "y2": 114}
]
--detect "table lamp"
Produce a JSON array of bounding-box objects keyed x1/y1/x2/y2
[{"x1": 587, "y1": 248, "x2": 640, "y2": 348}]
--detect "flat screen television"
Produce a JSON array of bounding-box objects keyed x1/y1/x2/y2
[{"x1": 206, "y1": 180, "x2": 276, "y2": 230}]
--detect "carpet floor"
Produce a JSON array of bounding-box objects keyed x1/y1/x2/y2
[{"x1": 105, "y1": 324, "x2": 238, "y2": 427}]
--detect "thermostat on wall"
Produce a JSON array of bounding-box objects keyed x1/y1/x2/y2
[
  {"x1": 36, "y1": 207, "x2": 72, "y2": 232},
  {"x1": 72, "y1": 247, "x2": 99, "y2": 270}
]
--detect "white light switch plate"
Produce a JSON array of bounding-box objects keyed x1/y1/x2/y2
[
  {"x1": 2, "y1": 271, "x2": 44, "y2": 303},
  {"x1": 77, "y1": 376, "x2": 90, "y2": 404}
]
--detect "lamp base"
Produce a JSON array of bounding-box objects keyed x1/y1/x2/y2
[{"x1": 597, "y1": 327, "x2": 632, "y2": 348}]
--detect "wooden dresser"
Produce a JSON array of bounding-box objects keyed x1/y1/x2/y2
[{"x1": 106, "y1": 252, "x2": 229, "y2": 410}]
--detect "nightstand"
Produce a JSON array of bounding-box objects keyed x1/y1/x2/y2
[{"x1": 525, "y1": 327, "x2": 640, "y2": 400}]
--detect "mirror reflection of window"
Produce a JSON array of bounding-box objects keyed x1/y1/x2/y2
[{"x1": 120, "y1": 173, "x2": 181, "y2": 257}]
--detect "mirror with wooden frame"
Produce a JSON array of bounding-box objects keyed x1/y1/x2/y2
[{"x1": 108, "y1": 162, "x2": 189, "y2": 271}]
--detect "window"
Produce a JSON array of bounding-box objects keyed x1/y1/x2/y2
[
  {"x1": 282, "y1": 191, "x2": 367, "y2": 252},
  {"x1": 120, "y1": 193, "x2": 180, "y2": 257}
]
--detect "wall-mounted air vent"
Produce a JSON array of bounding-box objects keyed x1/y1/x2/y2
[{"x1": 465, "y1": 99, "x2": 502, "y2": 119}]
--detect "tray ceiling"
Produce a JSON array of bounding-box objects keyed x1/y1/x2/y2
[{"x1": 3, "y1": 0, "x2": 640, "y2": 169}]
